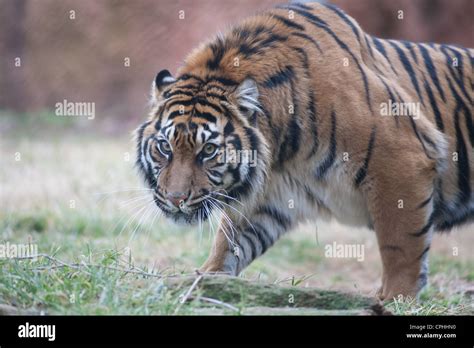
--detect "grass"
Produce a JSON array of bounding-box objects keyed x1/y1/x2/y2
[{"x1": 0, "y1": 111, "x2": 473, "y2": 315}]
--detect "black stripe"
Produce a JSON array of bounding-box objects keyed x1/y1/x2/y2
[
  {"x1": 205, "y1": 83, "x2": 227, "y2": 93},
  {"x1": 154, "y1": 116, "x2": 162, "y2": 131},
  {"x1": 209, "y1": 169, "x2": 224, "y2": 178},
  {"x1": 167, "y1": 109, "x2": 185, "y2": 120},
  {"x1": 205, "y1": 92, "x2": 227, "y2": 102},
  {"x1": 416, "y1": 246, "x2": 430, "y2": 261},
  {"x1": 255, "y1": 205, "x2": 291, "y2": 229},
  {"x1": 240, "y1": 33, "x2": 287, "y2": 58},
  {"x1": 408, "y1": 116, "x2": 434, "y2": 160},
  {"x1": 240, "y1": 230, "x2": 258, "y2": 261},
  {"x1": 376, "y1": 76, "x2": 399, "y2": 127},
  {"x1": 410, "y1": 213, "x2": 435, "y2": 237},
  {"x1": 364, "y1": 35, "x2": 375, "y2": 59},
  {"x1": 136, "y1": 121, "x2": 151, "y2": 168},
  {"x1": 292, "y1": 3, "x2": 313, "y2": 11},
  {"x1": 193, "y1": 110, "x2": 217, "y2": 123},
  {"x1": 354, "y1": 125, "x2": 377, "y2": 187},
  {"x1": 463, "y1": 105, "x2": 474, "y2": 148},
  {"x1": 252, "y1": 222, "x2": 273, "y2": 254},
  {"x1": 388, "y1": 40, "x2": 425, "y2": 106},
  {"x1": 257, "y1": 29, "x2": 286, "y2": 46},
  {"x1": 141, "y1": 136, "x2": 157, "y2": 187},
  {"x1": 372, "y1": 37, "x2": 399, "y2": 76},
  {"x1": 423, "y1": 75, "x2": 444, "y2": 131},
  {"x1": 307, "y1": 91, "x2": 319, "y2": 158},
  {"x1": 278, "y1": 4, "x2": 328, "y2": 26},
  {"x1": 165, "y1": 98, "x2": 194, "y2": 110},
  {"x1": 260, "y1": 104, "x2": 280, "y2": 145},
  {"x1": 443, "y1": 46, "x2": 466, "y2": 85},
  {"x1": 292, "y1": 46, "x2": 309, "y2": 71},
  {"x1": 244, "y1": 126, "x2": 260, "y2": 152},
  {"x1": 206, "y1": 174, "x2": 221, "y2": 186},
  {"x1": 207, "y1": 37, "x2": 226, "y2": 70},
  {"x1": 453, "y1": 104, "x2": 471, "y2": 204},
  {"x1": 303, "y1": 184, "x2": 318, "y2": 205},
  {"x1": 291, "y1": 32, "x2": 323, "y2": 53},
  {"x1": 417, "y1": 194, "x2": 433, "y2": 209},
  {"x1": 284, "y1": 5, "x2": 372, "y2": 111},
  {"x1": 224, "y1": 121, "x2": 234, "y2": 137},
  {"x1": 178, "y1": 74, "x2": 205, "y2": 83},
  {"x1": 436, "y1": 207, "x2": 474, "y2": 230},
  {"x1": 315, "y1": 110, "x2": 337, "y2": 179},
  {"x1": 238, "y1": 42, "x2": 260, "y2": 57},
  {"x1": 323, "y1": 3, "x2": 361, "y2": 42},
  {"x1": 195, "y1": 98, "x2": 224, "y2": 114},
  {"x1": 418, "y1": 272, "x2": 428, "y2": 290},
  {"x1": 163, "y1": 89, "x2": 195, "y2": 99},
  {"x1": 440, "y1": 45, "x2": 471, "y2": 104},
  {"x1": 378, "y1": 77, "x2": 395, "y2": 101},
  {"x1": 446, "y1": 75, "x2": 474, "y2": 148},
  {"x1": 174, "y1": 83, "x2": 200, "y2": 90},
  {"x1": 207, "y1": 76, "x2": 239, "y2": 87},
  {"x1": 402, "y1": 41, "x2": 419, "y2": 64},
  {"x1": 207, "y1": 131, "x2": 220, "y2": 141},
  {"x1": 277, "y1": 81, "x2": 301, "y2": 164},
  {"x1": 271, "y1": 13, "x2": 305, "y2": 31},
  {"x1": 418, "y1": 44, "x2": 446, "y2": 102},
  {"x1": 238, "y1": 127, "x2": 260, "y2": 197},
  {"x1": 220, "y1": 103, "x2": 237, "y2": 121},
  {"x1": 420, "y1": 132, "x2": 437, "y2": 152},
  {"x1": 263, "y1": 65, "x2": 295, "y2": 88}
]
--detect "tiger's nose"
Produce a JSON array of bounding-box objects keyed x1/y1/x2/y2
[{"x1": 166, "y1": 191, "x2": 189, "y2": 208}]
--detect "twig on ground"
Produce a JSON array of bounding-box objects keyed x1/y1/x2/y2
[
  {"x1": 174, "y1": 273, "x2": 204, "y2": 314},
  {"x1": 188, "y1": 295, "x2": 239, "y2": 312},
  {"x1": 5, "y1": 253, "x2": 197, "y2": 279}
]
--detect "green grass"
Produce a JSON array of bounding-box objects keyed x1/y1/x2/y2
[
  {"x1": 386, "y1": 289, "x2": 473, "y2": 316},
  {"x1": 2, "y1": 202, "x2": 472, "y2": 315},
  {"x1": 0, "y1": 249, "x2": 194, "y2": 315}
]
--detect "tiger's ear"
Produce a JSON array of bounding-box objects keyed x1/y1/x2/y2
[
  {"x1": 232, "y1": 78, "x2": 261, "y2": 118},
  {"x1": 155, "y1": 69, "x2": 176, "y2": 91},
  {"x1": 151, "y1": 69, "x2": 176, "y2": 104}
]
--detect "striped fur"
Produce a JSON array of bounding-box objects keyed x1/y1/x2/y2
[{"x1": 135, "y1": 2, "x2": 473, "y2": 300}]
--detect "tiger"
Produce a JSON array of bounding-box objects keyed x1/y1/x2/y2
[{"x1": 135, "y1": 2, "x2": 473, "y2": 300}]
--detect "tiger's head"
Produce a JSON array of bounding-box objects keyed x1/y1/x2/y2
[{"x1": 135, "y1": 70, "x2": 269, "y2": 224}]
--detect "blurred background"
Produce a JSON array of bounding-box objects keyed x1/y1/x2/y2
[
  {"x1": 1, "y1": 0, "x2": 473, "y2": 130},
  {"x1": 0, "y1": 0, "x2": 473, "y2": 310}
]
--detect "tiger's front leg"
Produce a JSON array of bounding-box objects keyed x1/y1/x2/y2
[{"x1": 200, "y1": 207, "x2": 292, "y2": 275}]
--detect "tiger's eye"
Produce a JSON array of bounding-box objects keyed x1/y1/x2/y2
[
  {"x1": 203, "y1": 143, "x2": 217, "y2": 155},
  {"x1": 158, "y1": 141, "x2": 171, "y2": 154}
]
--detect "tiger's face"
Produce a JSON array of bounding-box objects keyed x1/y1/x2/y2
[{"x1": 135, "y1": 70, "x2": 268, "y2": 224}]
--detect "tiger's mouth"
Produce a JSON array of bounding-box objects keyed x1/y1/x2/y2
[{"x1": 152, "y1": 194, "x2": 214, "y2": 225}]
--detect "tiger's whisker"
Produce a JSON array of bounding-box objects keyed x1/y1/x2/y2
[
  {"x1": 128, "y1": 201, "x2": 155, "y2": 244},
  {"x1": 207, "y1": 196, "x2": 257, "y2": 236},
  {"x1": 116, "y1": 200, "x2": 154, "y2": 238}
]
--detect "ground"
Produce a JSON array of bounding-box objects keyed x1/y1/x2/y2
[{"x1": 0, "y1": 112, "x2": 473, "y2": 315}]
